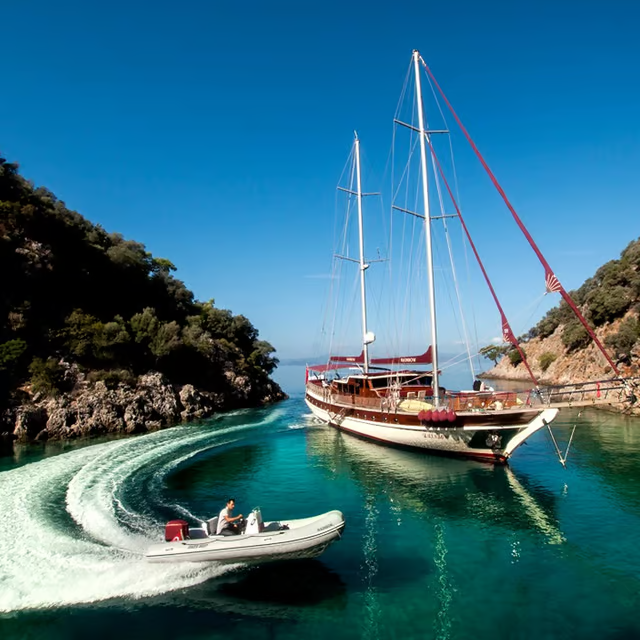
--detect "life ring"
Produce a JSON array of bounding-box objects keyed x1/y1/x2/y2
[{"x1": 172, "y1": 535, "x2": 181, "y2": 542}]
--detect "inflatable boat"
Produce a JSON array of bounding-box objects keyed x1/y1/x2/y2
[{"x1": 145, "y1": 508, "x2": 345, "y2": 564}]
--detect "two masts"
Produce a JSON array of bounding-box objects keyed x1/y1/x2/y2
[{"x1": 305, "y1": 50, "x2": 636, "y2": 463}]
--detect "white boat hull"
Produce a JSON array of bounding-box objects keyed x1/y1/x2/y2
[
  {"x1": 305, "y1": 392, "x2": 558, "y2": 462},
  {"x1": 145, "y1": 510, "x2": 345, "y2": 564}
]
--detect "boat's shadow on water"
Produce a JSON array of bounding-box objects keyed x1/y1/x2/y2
[
  {"x1": 141, "y1": 559, "x2": 348, "y2": 621},
  {"x1": 213, "y1": 559, "x2": 347, "y2": 607}
]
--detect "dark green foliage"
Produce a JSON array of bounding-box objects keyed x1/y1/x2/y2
[
  {"x1": 508, "y1": 349, "x2": 524, "y2": 367},
  {"x1": 248, "y1": 340, "x2": 279, "y2": 375},
  {"x1": 0, "y1": 339, "x2": 27, "y2": 371},
  {"x1": 538, "y1": 352, "x2": 558, "y2": 372},
  {"x1": 605, "y1": 316, "x2": 640, "y2": 357},
  {"x1": 0, "y1": 339, "x2": 28, "y2": 401},
  {"x1": 479, "y1": 344, "x2": 508, "y2": 366},
  {"x1": 517, "y1": 328, "x2": 539, "y2": 343},
  {"x1": 561, "y1": 321, "x2": 590, "y2": 352},
  {"x1": 585, "y1": 286, "x2": 632, "y2": 326},
  {"x1": 29, "y1": 358, "x2": 66, "y2": 396},
  {"x1": 535, "y1": 301, "x2": 575, "y2": 338},
  {"x1": 534, "y1": 238, "x2": 640, "y2": 350},
  {"x1": 0, "y1": 156, "x2": 278, "y2": 403},
  {"x1": 86, "y1": 369, "x2": 137, "y2": 388}
]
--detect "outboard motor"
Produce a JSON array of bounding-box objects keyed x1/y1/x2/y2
[
  {"x1": 165, "y1": 519, "x2": 189, "y2": 542},
  {"x1": 244, "y1": 508, "x2": 264, "y2": 535}
]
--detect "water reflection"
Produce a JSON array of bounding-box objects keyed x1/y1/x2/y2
[
  {"x1": 560, "y1": 409, "x2": 640, "y2": 507},
  {"x1": 361, "y1": 493, "x2": 380, "y2": 640},
  {"x1": 306, "y1": 427, "x2": 564, "y2": 545}
]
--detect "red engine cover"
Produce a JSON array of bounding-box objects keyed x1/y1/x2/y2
[{"x1": 165, "y1": 519, "x2": 189, "y2": 542}]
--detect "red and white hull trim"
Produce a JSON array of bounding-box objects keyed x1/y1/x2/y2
[{"x1": 305, "y1": 389, "x2": 558, "y2": 463}]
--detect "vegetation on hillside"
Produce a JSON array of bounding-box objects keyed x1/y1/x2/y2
[
  {"x1": 0, "y1": 156, "x2": 278, "y2": 405},
  {"x1": 531, "y1": 238, "x2": 640, "y2": 355},
  {"x1": 479, "y1": 239, "x2": 640, "y2": 368}
]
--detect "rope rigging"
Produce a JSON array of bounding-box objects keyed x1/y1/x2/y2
[{"x1": 419, "y1": 55, "x2": 627, "y2": 384}]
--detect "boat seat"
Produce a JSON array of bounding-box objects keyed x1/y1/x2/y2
[
  {"x1": 189, "y1": 528, "x2": 208, "y2": 540},
  {"x1": 220, "y1": 528, "x2": 239, "y2": 536},
  {"x1": 203, "y1": 516, "x2": 219, "y2": 536}
]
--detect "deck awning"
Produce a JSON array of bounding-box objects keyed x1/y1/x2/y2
[
  {"x1": 308, "y1": 347, "x2": 433, "y2": 371},
  {"x1": 370, "y1": 346, "x2": 432, "y2": 366},
  {"x1": 328, "y1": 351, "x2": 365, "y2": 364}
]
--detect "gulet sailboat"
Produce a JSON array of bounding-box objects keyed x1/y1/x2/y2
[{"x1": 305, "y1": 50, "x2": 636, "y2": 464}]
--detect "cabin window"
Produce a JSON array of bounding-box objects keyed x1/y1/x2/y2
[{"x1": 371, "y1": 377, "x2": 390, "y2": 389}]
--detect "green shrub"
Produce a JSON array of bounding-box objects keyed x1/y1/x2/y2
[
  {"x1": 508, "y1": 349, "x2": 524, "y2": 367},
  {"x1": 533, "y1": 239, "x2": 640, "y2": 342},
  {"x1": 535, "y1": 301, "x2": 575, "y2": 338},
  {"x1": 586, "y1": 286, "x2": 633, "y2": 326},
  {"x1": 605, "y1": 316, "x2": 640, "y2": 357},
  {"x1": 561, "y1": 321, "x2": 590, "y2": 352},
  {"x1": 535, "y1": 307, "x2": 563, "y2": 339},
  {"x1": 538, "y1": 352, "x2": 558, "y2": 372},
  {"x1": 29, "y1": 358, "x2": 66, "y2": 396},
  {"x1": 87, "y1": 369, "x2": 137, "y2": 388},
  {"x1": 479, "y1": 345, "x2": 508, "y2": 366},
  {"x1": 0, "y1": 339, "x2": 27, "y2": 371}
]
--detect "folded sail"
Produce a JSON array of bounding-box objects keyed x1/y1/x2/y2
[
  {"x1": 371, "y1": 347, "x2": 432, "y2": 366},
  {"x1": 328, "y1": 351, "x2": 365, "y2": 364}
]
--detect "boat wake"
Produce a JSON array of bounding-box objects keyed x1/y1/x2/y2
[{"x1": 0, "y1": 408, "x2": 286, "y2": 612}]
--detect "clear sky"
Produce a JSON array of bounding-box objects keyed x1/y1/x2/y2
[{"x1": 2, "y1": 0, "x2": 639, "y2": 365}]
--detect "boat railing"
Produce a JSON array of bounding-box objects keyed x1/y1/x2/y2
[
  {"x1": 446, "y1": 378, "x2": 637, "y2": 411},
  {"x1": 532, "y1": 377, "x2": 638, "y2": 408},
  {"x1": 306, "y1": 377, "x2": 638, "y2": 414}
]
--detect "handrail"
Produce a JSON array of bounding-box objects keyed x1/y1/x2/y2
[{"x1": 306, "y1": 377, "x2": 638, "y2": 414}]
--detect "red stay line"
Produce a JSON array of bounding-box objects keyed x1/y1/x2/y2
[
  {"x1": 419, "y1": 56, "x2": 622, "y2": 379},
  {"x1": 422, "y1": 133, "x2": 538, "y2": 385}
]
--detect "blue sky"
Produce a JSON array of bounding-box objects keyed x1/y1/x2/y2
[{"x1": 2, "y1": 0, "x2": 639, "y2": 367}]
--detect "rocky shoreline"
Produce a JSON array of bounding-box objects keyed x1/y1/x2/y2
[
  {"x1": 1, "y1": 370, "x2": 287, "y2": 444},
  {"x1": 480, "y1": 316, "x2": 640, "y2": 416}
]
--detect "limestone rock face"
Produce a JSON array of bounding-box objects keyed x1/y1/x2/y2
[
  {"x1": 2, "y1": 369, "x2": 287, "y2": 443},
  {"x1": 483, "y1": 311, "x2": 640, "y2": 415},
  {"x1": 13, "y1": 406, "x2": 48, "y2": 442},
  {"x1": 179, "y1": 384, "x2": 213, "y2": 421}
]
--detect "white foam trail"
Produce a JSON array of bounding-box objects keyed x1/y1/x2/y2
[
  {"x1": 287, "y1": 413, "x2": 319, "y2": 429},
  {"x1": 0, "y1": 408, "x2": 286, "y2": 612}
]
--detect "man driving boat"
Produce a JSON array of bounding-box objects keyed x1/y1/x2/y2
[{"x1": 216, "y1": 498, "x2": 244, "y2": 535}]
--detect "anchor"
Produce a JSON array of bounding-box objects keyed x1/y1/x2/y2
[{"x1": 543, "y1": 412, "x2": 580, "y2": 468}]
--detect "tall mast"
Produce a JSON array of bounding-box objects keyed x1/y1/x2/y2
[
  {"x1": 413, "y1": 49, "x2": 440, "y2": 405},
  {"x1": 354, "y1": 132, "x2": 370, "y2": 373}
]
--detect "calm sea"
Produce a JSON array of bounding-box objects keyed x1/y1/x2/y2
[{"x1": 1, "y1": 370, "x2": 639, "y2": 639}]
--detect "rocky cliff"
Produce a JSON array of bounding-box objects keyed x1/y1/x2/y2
[
  {"x1": 483, "y1": 310, "x2": 640, "y2": 414},
  {"x1": 2, "y1": 369, "x2": 286, "y2": 443},
  {"x1": 481, "y1": 237, "x2": 640, "y2": 415},
  {"x1": 1, "y1": 156, "x2": 287, "y2": 443}
]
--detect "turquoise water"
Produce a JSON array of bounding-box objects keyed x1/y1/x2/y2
[{"x1": 1, "y1": 392, "x2": 640, "y2": 639}]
